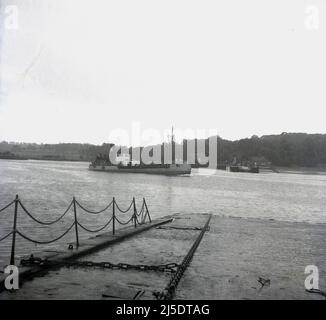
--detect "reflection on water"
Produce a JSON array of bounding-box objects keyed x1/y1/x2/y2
[{"x1": 0, "y1": 159, "x2": 326, "y2": 266}]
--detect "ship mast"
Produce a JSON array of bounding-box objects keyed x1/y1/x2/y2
[{"x1": 171, "y1": 126, "x2": 175, "y2": 165}]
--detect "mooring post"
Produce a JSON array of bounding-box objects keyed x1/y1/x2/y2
[
  {"x1": 112, "y1": 197, "x2": 116, "y2": 235},
  {"x1": 140, "y1": 198, "x2": 144, "y2": 223},
  {"x1": 73, "y1": 196, "x2": 79, "y2": 248},
  {"x1": 133, "y1": 197, "x2": 137, "y2": 228},
  {"x1": 144, "y1": 198, "x2": 151, "y2": 223},
  {"x1": 10, "y1": 195, "x2": 19, "y2": 265}
]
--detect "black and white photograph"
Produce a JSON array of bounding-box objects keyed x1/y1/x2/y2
[{"x1": 0, "y1": 0, "x2": 325, "y2": 311}]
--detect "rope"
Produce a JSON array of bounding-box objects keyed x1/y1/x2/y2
[
  {"x1": 115, "y1": 200, "x2": 133, "y2": 213},
  {"x1": 77, "y1": 217, "x2": 113, "y2": 233},
  {"x1": 75, "y1": 199, "x2": 113, "y2": 215},
  {"x1": 0, "y1": 200, "x2": 15, "y2": 213},
  {"x1": 114, "y1": 215, "x2": 134, "y2": 225},
  {"x1": 18, "y1": 200, "x2": 73, "y2": 225},
  {"x1": 16, "y1": 222, "x2": 75, "y2": 244},
  {"x1": 0, "y1": 231, "x2": 13, "y2": 242}
]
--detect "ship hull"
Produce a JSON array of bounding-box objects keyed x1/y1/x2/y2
[{"x1": 89, "y1": 164, "x2": 191, "y2": 176}]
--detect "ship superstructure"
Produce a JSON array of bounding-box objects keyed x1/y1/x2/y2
[{"x1": 89, "y1": 127, "x2": 191, "y2": 176}]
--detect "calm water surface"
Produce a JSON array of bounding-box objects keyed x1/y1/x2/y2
[{"x1": 0, "y1": 159, "x2": 326, "y2": 266}]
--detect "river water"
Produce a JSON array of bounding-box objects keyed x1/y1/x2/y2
[{"x1": 0, "y1": 159, "x2": 326, "y2": 267}]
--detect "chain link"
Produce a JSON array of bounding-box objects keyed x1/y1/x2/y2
[
  {"x1": 154, "y1": 214, "x2": 212, "y2": 300},
  {"x1": 156, "y1": 225, "x2": 210, "y2": 231},
  {"x1": 20, "y1": 255, "x2": 179, "y2": 273}
]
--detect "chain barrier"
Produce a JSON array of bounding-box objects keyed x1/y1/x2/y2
[
  {"x1": 114, "y1": 215, "x2": 134, "y2": 226},
  {"x1": 115, "y1": 200, "x2": 134, "y2": 213},
  {"x1": 77, "y1": 217, "x2": 113, "y2": 233},
  {"x1": 16, "y1": 222, "x2": 75, "y2": 244},
  {"x1": 134, "y1": 199, "x2": 150, "y2": 224},
  {"x1": 75, "y1": 199, "x2": 113, "y2": 215},
  {"x1": 135, "y1": 202, "x2": 145, "y2": 217},
  {"x1": 20, "y1": 255, "x2": 179, "y2": 273},
  {"x1": 0, "y1": 195, "x2": 152, "y2": 265},
  {"x1": 18, "y1": 199, "x2": 73, "y2": 225},
  {"x1": 1, "y1": 196, "x2": 212, "y2": 300}
]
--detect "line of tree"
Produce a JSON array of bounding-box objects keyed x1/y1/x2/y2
[
  {"x1": 207, "y1": 133, "x2": 326, "y2": 167},
  {"x1": 1, "y1": 133, "x2": 326, "y2": 167}
]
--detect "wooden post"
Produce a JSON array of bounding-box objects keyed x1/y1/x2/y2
[
  {"x1": 133, "y1": 197, "x2": 137, "y2": 228},
  {"x1": 10, "y1": 195, "x2": 19, "y2": 265},
  {"x1": 73, "y1": 197, "x2": 79, "y2": 248},
  {"x1": 112, "y1": 197, "x2": 115, "y2": 235}
]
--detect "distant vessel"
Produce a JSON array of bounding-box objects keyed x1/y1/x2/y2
[
  {"x1": 226, "y1": 165, "x2": 259, "y2": 173},
  {"x1": 89, "y1": 162, "x2": 191, "y2": 175},
  {"x1": 89, "y1": 127, "x2": 191, "y2": 176}
]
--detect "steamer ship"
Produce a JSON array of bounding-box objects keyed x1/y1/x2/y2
[{"x1": 89, "y1": 128, "x2": 191, "y2": 176}]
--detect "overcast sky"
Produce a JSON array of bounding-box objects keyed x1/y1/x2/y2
[{"x1": 0, "y1": 0, "x2": 325, "y2": 145}]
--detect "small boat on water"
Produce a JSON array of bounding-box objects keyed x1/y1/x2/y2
[
  {"x1": 226, "y1": 165, "x2": 259, "y2": 173},
  {"x1": 89, "y1": 127, "x2": 191, "y2": 176}
]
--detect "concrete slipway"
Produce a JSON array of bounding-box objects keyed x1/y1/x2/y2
[{"x1": 0, "y1": 213, "x2": 325, "y2": 300}]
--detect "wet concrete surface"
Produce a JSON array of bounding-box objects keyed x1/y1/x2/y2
[
  {"x1": 175, "y1": 216, "x2": 326, "y2": 300},
  {"x1": 0, "y1": 214, "x2": 207, "y2": 299},
  {"x1": 0, "y1": 214, "x2": 325, "y2": 300}
]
